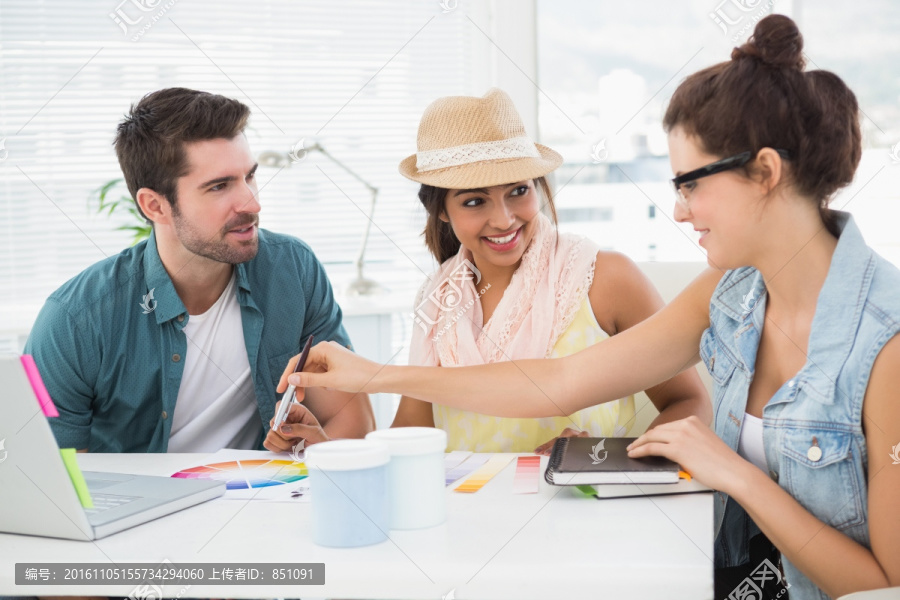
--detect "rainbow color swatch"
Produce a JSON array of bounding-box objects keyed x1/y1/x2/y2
[{"x1": 172, "y1": 459, "x2": 307, "y2": 491}]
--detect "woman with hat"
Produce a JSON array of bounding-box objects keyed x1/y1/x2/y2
[
  {"x1": 282, "y1": 15, "x2": 900, "y2": 597},
  {"x1": 392, "y1": 88, "x2": 709, "y2": 453}
]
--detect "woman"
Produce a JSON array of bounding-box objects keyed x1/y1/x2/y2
[
  {"x1": 262, "y1": 90, "x2": 708, "y2": 455},
  {"x1": 282, "y1": 16, "x2": 899, "y2": 598},
  {"x1": 392, "y1": 88, "x2": 709, "y2": 453}
]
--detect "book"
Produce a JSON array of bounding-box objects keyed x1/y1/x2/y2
[
  {"x1": 545, "y1": 436, "x2": 683, "y2": 485},
  {"x1": 573, "y1": 479, "x2": 713, "y2": 500}
]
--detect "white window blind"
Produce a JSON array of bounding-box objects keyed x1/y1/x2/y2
[{"x1": 0, "y1": 0, "x2": 500, "y2": 310}]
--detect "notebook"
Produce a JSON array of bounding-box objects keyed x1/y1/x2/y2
[{"x1": 545, "y1": 436, "x2": 683, "y2": 485}]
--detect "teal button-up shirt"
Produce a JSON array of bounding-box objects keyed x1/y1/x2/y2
[{"x1": 24, "y1": 229, "x2": 351, "y2": 453}]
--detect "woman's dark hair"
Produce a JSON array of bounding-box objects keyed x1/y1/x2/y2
[
  {"x1": 663, "y1": 14, "x2": 861, "y2": 235},
  {"x1": 419, "y1": 177, "x2": 558, "y2": 264}
]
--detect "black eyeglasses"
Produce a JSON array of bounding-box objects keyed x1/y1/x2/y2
[{"x1": 671, "y1": 149, "x2": 792, "y2": 199}]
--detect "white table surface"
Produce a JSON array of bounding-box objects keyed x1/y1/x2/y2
[{"x1": 0, "y1": 452, "x2": 714, "y2": 599}]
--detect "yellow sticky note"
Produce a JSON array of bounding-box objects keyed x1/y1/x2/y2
[{"x1": 59, "y1": 448, "x2": 93, "y2": 509}]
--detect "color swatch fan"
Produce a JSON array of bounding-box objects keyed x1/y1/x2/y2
[{"x1": 172, "y1": 459, "x2": 307, "y2": 491}]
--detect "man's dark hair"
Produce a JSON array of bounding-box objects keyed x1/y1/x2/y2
[{"x1": 113, "y1": 88, "x2": 251, "y2": 220}]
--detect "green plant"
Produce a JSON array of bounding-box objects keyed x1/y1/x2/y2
[{"x1": 90, "y1": 178, "x2": 152, "y2": 246}]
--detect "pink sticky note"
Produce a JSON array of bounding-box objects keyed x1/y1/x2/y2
[{"x1": 20, "y1": 355, "x2": 59, "y2": 417}]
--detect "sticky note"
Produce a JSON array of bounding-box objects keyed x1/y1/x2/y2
[
  {"x1": 20, "y1": 355, "x2": 59, "y2": 417},
  {"x1": 59, "y1": 448, "x2": 93, "y2": 509},
  {"x1": 575, "y1": 484, "x2": 598, "y2": 497}
]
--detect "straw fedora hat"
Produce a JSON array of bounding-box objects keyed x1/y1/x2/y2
[{"x1": 399, "y1": 88, "x2": 562, "y2": 189}]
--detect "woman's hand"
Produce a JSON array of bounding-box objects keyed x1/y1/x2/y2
[
  {"x1": 277, "y1": 341, "x2": 384, "y2": 395},
  {"x1": 626, "y1": 415, "x2": 749, "y2": 493},
  {"x1": 534, "y1": 427, "x2": 588, "y2": 456}
]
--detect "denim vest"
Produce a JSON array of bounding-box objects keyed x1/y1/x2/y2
[{"x1": 702, "y1": 212, "x2": 900, "y2": 599}]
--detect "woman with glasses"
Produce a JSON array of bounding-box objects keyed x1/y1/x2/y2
[{"x1": 281, "y1": 15, "x2": 900, "y2": 597}]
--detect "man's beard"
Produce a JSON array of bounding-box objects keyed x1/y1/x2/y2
[{"x1": 172, "y1": 210, "x2": 259, "y2": 265}]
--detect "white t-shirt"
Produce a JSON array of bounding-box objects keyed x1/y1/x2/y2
[
  {"x1": 167, "y1": 274, "x2": 261, "y2": 453},
  {"x1": 737, "y1": 412, "x2": 767, "y2": 472}
]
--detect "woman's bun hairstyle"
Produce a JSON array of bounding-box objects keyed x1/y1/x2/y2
[
  {"x1": 664, "y1": 14, "x2": 861, "y2": 234},
  {"x1": 731, "y1": 14, "x2": 805, "y2": 70}
]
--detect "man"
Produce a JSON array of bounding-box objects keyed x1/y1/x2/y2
[{"x1": 24, "y1": 87, "x2": 374, "y2": 453}]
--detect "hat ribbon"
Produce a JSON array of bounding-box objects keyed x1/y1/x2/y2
[{"x1": 416, "y1": 136, "x2": 540, "y2": 172}]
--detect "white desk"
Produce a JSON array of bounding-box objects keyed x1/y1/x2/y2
[{"x1": 0, "y1": 452, "x2": 714, "y2": 599}]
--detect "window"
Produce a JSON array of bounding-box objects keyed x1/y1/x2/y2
[
  {"x1": 4, "y1": 1, "x2": 898, "y2": 349},
  {"x1": 0, "y1": 0, "x2": 542, "y2": 364},
  {"x1": 558, "y1": 207, "x2": 613, "y2": 222},
  {"x1": 0, "y1": 0, "x2": 501, "y2": 313},
  {"x1": 537, "y1": 1, "x2": 900, "y2": 264}
]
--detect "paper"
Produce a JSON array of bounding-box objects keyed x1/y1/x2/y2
[
  {"x1": 20, "y1": 355, "x2": 59, "y2": 417},
  {"x1": 512, "y1": 455, "x2": 541, "y2": 494},
  {"x1": 222, "y1": 478, "x2": 311, "y2": 502},
  {"x1": 443, "y1": 450, "x2": 472, "y2": 471},
  {"x1": 453, "y1": 454, "x2": 515, "y2": 493},
  {"x1": 573, "y1": 479, "x2": 713, "y2": 499},
  {"x1": 59, "y1": 448, "x2": 93, "y2": 508},
  {"x1": 445, "y1": 454, "x2": 490, "y2": 486}
]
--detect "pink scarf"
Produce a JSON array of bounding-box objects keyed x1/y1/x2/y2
[{"x1": 410, "y1": 213, "x2": 599, "y2": 367}]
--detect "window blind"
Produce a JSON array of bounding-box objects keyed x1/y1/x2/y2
[{"x1": 0, "y1": 0, "x2": 491, "y2": 308}]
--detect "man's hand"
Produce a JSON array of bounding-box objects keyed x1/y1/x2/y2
[{"x1": 264, "y1": 399, "x2": 330, "y2": 453}]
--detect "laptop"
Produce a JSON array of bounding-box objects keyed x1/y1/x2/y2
[{"x1": 0, "y1": 355, "x2": 225, "y2": 541}]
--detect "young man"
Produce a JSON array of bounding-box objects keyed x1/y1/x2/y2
[{"x1": 24, "y1": 88, "x2": 374, "y2": 453}]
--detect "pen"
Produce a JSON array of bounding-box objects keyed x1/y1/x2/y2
[{"x1": 272, "y1": 334, "x2": 314, "y2": 433}]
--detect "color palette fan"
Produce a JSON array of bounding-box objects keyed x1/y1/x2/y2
[{"x1": 171, "y1": 459, "x2": 307, "y2": 491}]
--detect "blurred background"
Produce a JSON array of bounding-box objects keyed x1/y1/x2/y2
[{"x1": 1, "y1": 0, "x2": 898, "y2": 423}]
